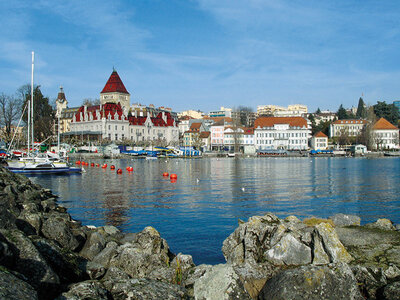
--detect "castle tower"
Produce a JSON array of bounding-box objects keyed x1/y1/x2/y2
[{"x1": 100, "y1": 69, "x2": 130, "y2": 110}]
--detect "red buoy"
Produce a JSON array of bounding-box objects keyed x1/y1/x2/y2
[
  {"x1": 96, "y1": 163, "x2": 100, "y2": 167},
  {"x1": 110, "y1": 165, "x2": 115, "y2": 170},
  {"x1": 127, "y1": 167, "x2": 133, "y2": 172},
  {"x1": 170, "y1": 173, "x2": 177, "y2": 180},
  {"x1": 76, "y1": 161, "x2": 81, "y2": 165},
  {"x1": 163, "y1": 172, "x2": 169, "y2": 177},
  {"x1": 116, "y1": 168, "x2": 123, "y2": 174},
  {"x1": 91, "y1": 163, "x2": 94, "y2": 167},
  {"x1": 102, "y1": 164, "x2": 107, "y2": 169}
]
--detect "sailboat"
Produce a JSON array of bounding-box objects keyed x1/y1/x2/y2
[{"x1": 6, "y1": 52, "x2": 81, "y2": 174}]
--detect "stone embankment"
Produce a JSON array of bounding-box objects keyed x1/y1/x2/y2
[{"x1": 0, "y1": 166, "x2": 399, "y2": 300}]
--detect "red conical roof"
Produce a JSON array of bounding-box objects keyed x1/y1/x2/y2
[{"x1": 101, "y1": 70, "x2": 129, "y2": 94}]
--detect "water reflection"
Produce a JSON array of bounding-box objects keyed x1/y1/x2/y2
[{"x1": 29, "y1": 157, "x2": 400, "y2": 265}]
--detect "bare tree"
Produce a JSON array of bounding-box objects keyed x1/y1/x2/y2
[{"x1": 0, "y1": 93, "x2": 22, "y2": 142}]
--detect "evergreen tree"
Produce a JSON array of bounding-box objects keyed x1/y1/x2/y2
[
  {"x1": 337, "y1": 104, "x2": 348, "y2": 120},
  {"x1": 373, "y1": 101, "x2": 399, "y2": 125},
  {"x1": 21, "y1": 85, "x2": 55, "y2": 142},
  {"x1": 356, "y1": 97, "x2": 367, "y2": 119},
  {"x1": 316, "y1": 107, "x2": 321, "y2": 114}
]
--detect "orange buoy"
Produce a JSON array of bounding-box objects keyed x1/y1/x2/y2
[
  {"x1": 163, "y1": 172, "x2": 169, "y2": 177},
  {"x1": 76, "y1": 161, "x2": 81, "y2": 165},
  {"x1": 170, "y1": 173, "x2": 177, "y2": 180},
  {"x1": 110, "y1": 165, "x2": 115, "y2": 170},
  {"x1": 85, "y1": 162, "x2": 89, "y2": 166},
  {"x1": 91, "y1": 163, "x2": 95, "y2": 167},
  {"x1": 116, "y1": 168, "x2": 123, "y2": 174}
]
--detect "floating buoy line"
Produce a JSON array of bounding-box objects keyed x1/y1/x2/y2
[{"x1": 73, "y1": 160, "x2": 178, "y2": 181}]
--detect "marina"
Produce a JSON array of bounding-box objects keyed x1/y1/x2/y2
[{"x1": 28, "y1": 156, "x2": 400, "y2": 265}]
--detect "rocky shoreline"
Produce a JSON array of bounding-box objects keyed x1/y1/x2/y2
[{"x1": 0, "y1": 166, "x2": 399, "y2": 299}]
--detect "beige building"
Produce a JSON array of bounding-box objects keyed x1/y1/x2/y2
[
  {"x1": 257, "y1": 104, "x2": 307, "y2": 117},
  {"x1": 178, "y1": 110, "x2": 204, "y2": 119},
  {"x1": 55, "y1": 87, "x2": 79, "y2": 134}
]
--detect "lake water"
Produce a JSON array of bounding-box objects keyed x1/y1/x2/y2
[{"x1": 29, "y1": 157, "x2": 400, "y2": 265}]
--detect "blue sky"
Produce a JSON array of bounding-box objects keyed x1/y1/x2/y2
[{"x1": 1, "y1": 0, "x2": 400, "y2": 113}]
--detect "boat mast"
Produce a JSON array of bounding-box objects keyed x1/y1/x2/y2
[{"x1": 31, "y1": 51, "x2": 34, "y2": 153}]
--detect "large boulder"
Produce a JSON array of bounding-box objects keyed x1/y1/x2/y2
[
  {"x1": 258, "y1": 263, "x2": 363, "y2": 300},
  {"x1": 222, "y1": 213, "x2": 352, "y2": 267},
  {"x1": 106, "y1": 277, "x2": 187, "y2": 300},
  {"x1": 41, "y1": 213, "x2": 81, "y2": 251},
  {"x1": 329, "y1": 213, "x2": 361, "y2": 227},
  {"x1": 108, "y1": 227, "x2": 173, "y2": 278},
  {"x1": 0, "y1": 229, "x2": 60, "y2": 299},
  {"x1": 194, "y1": 264, "x2": 251, "y2": 300},
  {"x1": 0, "y1": 268, "x2": 38, "y2": 300},
  {"x1": 56, "y1": 280, "x2": 110, "y2": 300}
]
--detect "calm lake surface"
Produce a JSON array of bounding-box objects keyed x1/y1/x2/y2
[{"x1": 29, "y1": 157, "x2": 400, "y2": 265}]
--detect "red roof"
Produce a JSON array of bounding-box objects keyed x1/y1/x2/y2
[
  {"x1": 254, "y1": 117, "x2": 308, "y2": 128},
  {"x1": 73, "y1": 102, "x2": 126, "y2": 122},
  {"x1": 128, "y1": 111, "x2": 175, "y2": 127},
  {"x1": 200, "y1": 131, "x2": 210, "y2": 138},
  {"x1": 101, "y1": 70, "x2": 129, "y2": 94},
  {"x1": 189, "y1": 123, "x2": 202, "y2": 132},
  {"x1": 372, "y1": 117, "x2": 398, "y2": 130},
  {"x1": 314, "y1": 131, "x2": 328, "y2": 138}
]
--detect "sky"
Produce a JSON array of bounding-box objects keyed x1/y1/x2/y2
[{"x1": 1, "y1": 0, "x2": 400, "y2": 113}]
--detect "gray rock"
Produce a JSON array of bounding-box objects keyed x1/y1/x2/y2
[
  {"x1": 265, "y1": 232, "x2": 312, "y2": 265},
  {"x1": 79, "y1": 231, "x2": 106, "y2": 260},
  {"x1": 0, "y1": 204, "x2": 17, "y2": 230},
  {"x1": 315, "y1": 222, "x2": 353, "y2": 263},
  {"x1": 108, "y1": 277, "x2": 187, "y2": 300},
  {"x1": 384, "y1": 264, "x2": 400, "y2": 280},
  {"x1": 56, "y1": 280, "x2": 109, "y2": 300},
  {"x1": 329, "y1": 213, "x2": 361, "y2": 226},
  {"x1": 382, "y1": 281, "x2": 400, "y2": 300},
  {"x1": 41, "y1": 215, "x2": 80, "y2": 251},
  {"x1": 366, "y1": 218, "x2": 396, "y2": 231},
  {"x1": 184, "y1": 264, "x2": 213, "y2": 297},
  {"x1": 336, "y1": 226, "x2": 400, "y2": 267},
  {"x1": 101, "y1": 267, "x2": 131, "y2": 291},
  {"x1": 30, "y1": 236, "x2": 86, "y2": 283},
  {"x1": 92, "y1": 241, "x2": 119, "y2": 267},
  {"x1": 194, "y1": 264, "x2": 251, "y2": 300},
  {"x1": 0, "y1": 268, "x2": 38, "y2": 300},
  {"x1": 108, "y1": 227, "x2": 172, "y2": 278},
  {"x1": 171, "y1": 253, "x2": 195, "y2": 272},
  {"x1": 0, "y1": 229, "x2": 60, "y2": 298},
  {"x1": 351, "y1": 265, "x2": 387, "y2": 299},
  {"x1": 258, "y1": 263, "x2": 363, "y2": 300},
  {"x1": 85, "y1": 261, "x2": 106, "y2": 280}
]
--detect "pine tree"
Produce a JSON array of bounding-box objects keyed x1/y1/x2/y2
[
  {"x1": 337, "y1": 104, "x2": 348, "y2": 120},
  {"x1": 356, "y1": 97, "x2": 366, "y2": 119}
]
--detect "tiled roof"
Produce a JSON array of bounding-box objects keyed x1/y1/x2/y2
[
  {"x1": 73, "y1": 103, "x2": 126, "y2": 122},
  {"x1": 243, "y1": 127, "x2": 254, "y2": 135},
  {"x1": 372, "y1": 117, "x2": 398, "y2": 130},
  {"x1": 332, "y1": 119, "x2": 367, "y2": 125},
  {"x1": 254, "y1": 117, "x2": 308, "y2": 128},
  {"x1": 101, "y1": 70, "x2": 129, "y2": 94},
  {"x1": 314, "y1": 131, "x2": 328, "y2": 138},
  {"x1": 200, "y1": 131, "x2": 210, "y2": 138},
  {"x1": 189, "y1": 122, "x2": 202, "y2": 131}
]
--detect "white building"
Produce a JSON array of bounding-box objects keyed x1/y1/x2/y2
[
  {"x1": 311, "y1": 131, "x2": 328, "y2": 150},
  {"x1": 329, "y1": 119, "x2": 367, "y2": 138},
  {"x1": 371, "y1": 118, "x2": 399, "y2": 149},
  {"x1": 210, "y1": 120, "x2": 226, "y2": 151},
  {"x1": 178, "y1": 110, "x2": 204, "y2": 119},
  {"x1": 254, "y1": 117, "x2": 311, "y2": 150},
  {"x1": 68, "y1": 70, "x2": 179, "y2": 145},
  {"x1": 209, "y1": 107, "x2": 232, "y2": 118}
]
